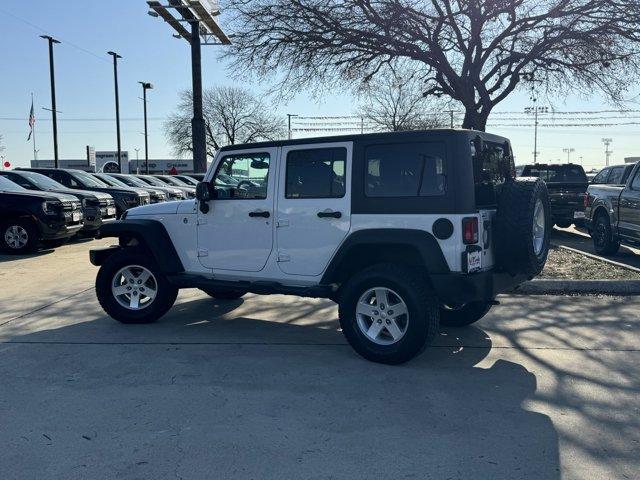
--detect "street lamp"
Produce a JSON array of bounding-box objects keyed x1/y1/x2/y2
[
  {"x1": 563, "y1": 148, "x2": 575, "y2": 164},
  {"x1": 107, "y1": 51, "x2": 123, "y2": 172},
  {"x1": 138, "y1": 82, "x2": 154, "y2": 174},
  {"x1": 602, "y1": 138, "x2": 613, "y2": 167},
  {"x1": 525, "y1": 105, "x2": 549, "y2": 164},
  {"x1": 40, "y1": 35, "x2": 61, "y2": 168},
  {"x1": 146, "y1": 0, "x2": 231, "y2": 173}
]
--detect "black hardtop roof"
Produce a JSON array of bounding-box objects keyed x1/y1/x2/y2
[
  {"x1": 219, "y1": 129, "x2": 509, "y2": 152},
  {"x1": 522, "y1": 163, "x2": 584, "y2": 168}
]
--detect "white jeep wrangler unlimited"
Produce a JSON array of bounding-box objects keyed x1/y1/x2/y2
[{"x1": 91, "y1": 130, "x2": 550, "y2": 364}]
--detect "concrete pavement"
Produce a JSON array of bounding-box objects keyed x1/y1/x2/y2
[{"x1": 1, "y1": 241, "x2": 639, "y2": 479}]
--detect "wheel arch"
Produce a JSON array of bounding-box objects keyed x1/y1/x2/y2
[
  {"x1": 321, "y1": 229, "x2": 450, "y2": 286},
  {"x1": 92, "y1": 219, "x2": 184, "y2": 274}
]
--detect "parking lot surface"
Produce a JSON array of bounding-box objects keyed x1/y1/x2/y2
[{"x1": 1, "y1": 241, "x2": 639, "y2": 480}]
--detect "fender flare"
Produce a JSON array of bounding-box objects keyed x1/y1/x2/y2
[
  {"x1": 92, "y1": 219, "x2": 184, "y2": 274},
  {"x1": 320, "y1": 229, "x2": 450, "y2": 285}
]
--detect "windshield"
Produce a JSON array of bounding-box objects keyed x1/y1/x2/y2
[
  {"x1": 522, "y1": 165, "x2": 587, "y2": 183},
  {"x1": 139, "y1": 176, "x2": 166, "y2": 187},
  {"x1": 0, "y1": 176, "x2": 27, "y2": 192},
  {"x1": 177, "y1": 176, "x2": 199, "y2": 186},
  {"x1": 98, "y1": 175, "x2": 129, "y2": 188},
  {"x1": 71, "y1": 171, "x2": 108, "y2": 187},
  {"x1": 19, "y1": 171, "x2": 66, "y2": 190},
  {"x1": 159, "y1": 176, "x2": 189, "y2": 187}
]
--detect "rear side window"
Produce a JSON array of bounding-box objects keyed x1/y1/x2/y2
[
  {"x1": 592, "y1": 169, "x2": 609, "y2": 184},
  {"x1": 286, "y1": 147, "x2": 346, "y2": 199},
  {"x1": 632, "y1": 168, "x2": 640, "y2": 189},
  {"x1": 608, "y1": 167, "x2": 626, "y2": 185},
  {"x1": 472, "y1": 140, "x2": 514, "y2": 208},
  {"x1": 365, "y1": 142, "x2": 446, "y2": 197}
]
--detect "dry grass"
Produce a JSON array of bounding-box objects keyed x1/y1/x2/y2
[{"x1": 540, "y1": 247, "x2": 640, "y2": 280}]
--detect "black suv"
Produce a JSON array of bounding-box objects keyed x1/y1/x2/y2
[
  {"x1": 0, "y1": 170, "x2": 116, "y2": 237},
  {"x1": 19, "y1": 168, "x2": 150, "y2": 218},
  {"x1": 92, "y1": 173, "x2": 167, "y2": 204},
  {"x1": 0, "y1": 176, "x2": 83, "y2": 253}
]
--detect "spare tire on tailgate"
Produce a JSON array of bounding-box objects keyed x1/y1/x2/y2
[{"x1": 495, "y1": 178, "x2": 551, "y2": 276}]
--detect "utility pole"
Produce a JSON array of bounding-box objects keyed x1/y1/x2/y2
[
  {"x1": 30, "y1": 92, "x2": 37, "y2": 162},
  {"x1": 563, "y1": 148, "x2": 575, "y2": 164},
  {"x1": 448, "y1": 110, "x2": 455, "y2": 128},
  {"x1": 41, "y1": 35, "x2": 60, "y2": 168},
  {"x1": 287, "y1": 114, "x2": 298, "y2": 140},
  {"x1": 602, "y1": 138, "x2": 613, "y2": 166},
  {"x1": 108, "y1": 51, "x2": 123, "y2": 172},
  {"x1": 139, "y1": 82, "x2": 153, "y2": 174}
]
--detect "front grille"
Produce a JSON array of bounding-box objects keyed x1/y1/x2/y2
[
  {"x1": 62, "y1": 200, "x2": 81, "y2": 212},
  {"x1": 98, "y1": 198, "x2": 114, "y2": 207}
]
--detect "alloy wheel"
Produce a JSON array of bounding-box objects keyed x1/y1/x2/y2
[
  {"x1": 355, "y1": 287, "x2": 409, "y2": 345},
  {"x1": 4, "y1": 225, "x2": 28, "y2": 250},
  {"x1": 111, "y1": 265, "x2": 158, "y2": 310}
]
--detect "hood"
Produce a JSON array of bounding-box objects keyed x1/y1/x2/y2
[
  {"x1": 2, "y1": 190, "x2": 79, "y2": 202},
  {"x1": 47, "y1": 188, "x2": 112, "y2": 201},
  {"x1": 126, "y1": 200, "x2": 181, "y2": 216}
]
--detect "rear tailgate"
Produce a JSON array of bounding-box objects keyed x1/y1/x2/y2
[{"x1": 547, "y1": 182, "x2": 588, "y2": 220}]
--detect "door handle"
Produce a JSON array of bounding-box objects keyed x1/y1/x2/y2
[
  {"x1": 249, "y1": 210, "x2": 270, "y2": 218},
  {"x1": 317, "y1": 210, "x2": 342, "y2": 219}
]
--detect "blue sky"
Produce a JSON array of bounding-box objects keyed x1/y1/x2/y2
[{"x1": 1, "y1": 0, "x2": 639, "y2": 170}]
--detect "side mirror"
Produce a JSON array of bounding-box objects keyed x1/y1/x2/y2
[{"x1": 195, "y1": 182, "x2": 213, "y2": 202}]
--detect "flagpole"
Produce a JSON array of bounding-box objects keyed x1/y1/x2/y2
[{"x1": 31, "y1": 93, "x2": 37, "y2": 162}]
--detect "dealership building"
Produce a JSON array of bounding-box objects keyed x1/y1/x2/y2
[{"x1": 31, "y1": 151, "x2": 200, "y2": 174}]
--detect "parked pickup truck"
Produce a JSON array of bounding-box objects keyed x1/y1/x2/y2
[
  {"x1": 521, "y1": 164, "x2": 588, "y2": 228},
  {"x1": 585, "y1": 162, "x2": 640, "y2": 255}
]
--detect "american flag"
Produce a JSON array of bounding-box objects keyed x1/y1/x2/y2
[{"x1": 27, "y1": 99, "x2": 35, "y2": 141}]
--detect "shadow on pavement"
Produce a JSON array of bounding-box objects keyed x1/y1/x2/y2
[{"x1": 0, "y1": 294, "x2": 562, "y2": 479}]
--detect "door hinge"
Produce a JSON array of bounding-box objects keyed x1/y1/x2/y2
[
  {"x1": 277, "y1": 253, "x2": 291, "y2": 262},
  {"x1": 276, "y1": 219, "x2": 289, "y2": 228},
  {"x1": 197, "y1": 218, "x2": 207, "y2": 226},
  {"x1": 197, "y1": 249, "x2": 209, "y2": 258}
]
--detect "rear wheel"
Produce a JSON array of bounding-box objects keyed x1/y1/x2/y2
[
  {"x1": 440, "y1": 302, "x2": 492, "y2": 328},
  {"x1": 200, "y1": 287, "x2": 246, "y2": 300},
  {"x1": 593, "y1": 214, "x2": 620, "y2": 256},
  {"x1": 1, "y1": 219, "x2": 39, "y2": 254},
  {"x1": 338, "y1": 264, "x2": 439, "y2": 365},
  {"x1": 96, "y1": 249, "x2": 178, "y2": 324}
]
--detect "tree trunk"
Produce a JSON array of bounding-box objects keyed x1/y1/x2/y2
[{"x1": 461, "y1": 109, "x2": 489, "y2": 131}]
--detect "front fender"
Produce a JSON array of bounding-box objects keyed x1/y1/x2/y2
[{"x1": 92, "y1": 219, "x2": 184, "y2": 273}]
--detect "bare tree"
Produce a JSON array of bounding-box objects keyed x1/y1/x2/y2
[
  {"x1": 165, "y1": 86, "x2": 286, "y2": 158},
  {"x1": 359, "y1": 67, "x2": 448, "y2": 131},
  {"x1": 227, "y1": 0, "x2": 640, "y2": 131}
]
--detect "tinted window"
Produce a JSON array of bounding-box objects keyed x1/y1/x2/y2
[
  {"x1": 286, "y1": 148, "x2": 346, "y2": 199},
  {"x1": 608, "y1": 167, "x2": 625, "y2": 185},
  {"x1": 472, "y1": 140, "x2": 515, "y2": 207},
  {"x1": 0, "y1": 176, "x2": 26, "y2": 192},
  {"x1": 592, "y1": 169, "x2": 609, "y2": 184},
  {"x1": 49, "y1": 171, "x2": 76, "y2": 188},
  {"x1": 365, "y1": 142, "x2": 445, "y2": 198},
  {"x1": 1, "y1": 173, "x2": 33, "y2": 189},
  {"x1": 632, "y1": 169, "x2": 640, "y2": 189},
  {"x1": 522, "y1": 165, "x2": 587, "y2": 183},
  {"x1": 213, "y1": 153, "x2": 270, "y2": 200}
]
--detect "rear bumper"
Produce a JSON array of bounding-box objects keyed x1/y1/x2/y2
[{"x1": 431, "y1": 271, "x2": 530, "y2": 306}]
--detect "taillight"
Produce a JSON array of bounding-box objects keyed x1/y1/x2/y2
[{"x1": 462, "y1": 217, "x2": 479, "y2": 244}]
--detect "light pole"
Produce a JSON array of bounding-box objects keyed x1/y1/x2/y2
[
  {"x1": 563, "y1": 148, "x2": 575, "y2": 164},
  {"x1": 108, "y1": 51, "x2": 123, "y2": 172},
  {"x1": 146, "y1": 1, "x2": 231, "y2": 173},
  {"x1": 139, "y1": 82, "x2": 153, "y2": 174},
  {"x1": 602, "y1": 138, "x2": 613, "y2": 166},
  {"x1": 525, "y1": 105, "x2": 549, "y2": 164},
  {"x1": 41, "y1": 35, "x2": 60, "y2": 168},
  {"x1": 287, "y1": 114, "x2": 299, "y2": 140}
]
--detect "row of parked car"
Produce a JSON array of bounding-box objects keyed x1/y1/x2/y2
[
  {"x1": 517, "y1": 161, "x2": 640, "y2": 257},
  {"x1": 0, "y1": 168, "x2": 203, "y2": 254}
]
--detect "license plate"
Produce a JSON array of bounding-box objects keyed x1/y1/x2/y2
[
  {"x1": 574, "y1": 211, "x2": 586, "y2": 219},
  {"x1": 107, "y1": 207, "x2": 116, "y2": 216},
  {"x1": 467, "y1": 250, "x2": 482, "y2": 273},
  {"x1": 72, "y1": 212, "x2": 81, "y2": 222}
]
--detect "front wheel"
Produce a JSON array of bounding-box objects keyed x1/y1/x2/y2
[
  {"x1": 96, "y1": 249, "x2": 178, "y2": 324},
  {"x1": 1, "y1": 219, "x2": 39, "y2": 254},
  {"x1": 592, "y1": 214, "x2": 620, "y2": 256},
  {"x1": 338, "y1": 264, "x2": 439, "y2": 365},
  {"x1": 440, "y1": 302, "x2": 493, "y2": 328}
]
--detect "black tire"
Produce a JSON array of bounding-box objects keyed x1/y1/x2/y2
[
  {"x1": 199, "y1": 287, "x2": 246, "y2": 300},
  {"x1": 338, "y1": 264, "x2": 439, "y2": 365},
  {"x1": 96, "y1": 249, "x2": 178, "y2": 324},
  {"x1": 555, "y1": 220, "x2": 572, "y2": 229},
  {"x1": 495, "y1": 178, "x2": 551, "y2": 276},
  {"x1": 440, "y1": 302, "x2": 492, "y2": 328},
  {"x1": 0, "y1": 218, "x2": 39, "y2": 254},
  {"x1": 592, "y1": 213, "x2": 620, "y2": 256}
]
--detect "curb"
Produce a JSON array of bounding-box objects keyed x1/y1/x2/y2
[{"x1": 515, "y1": 279, "x2": 640, "y2": 296}]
